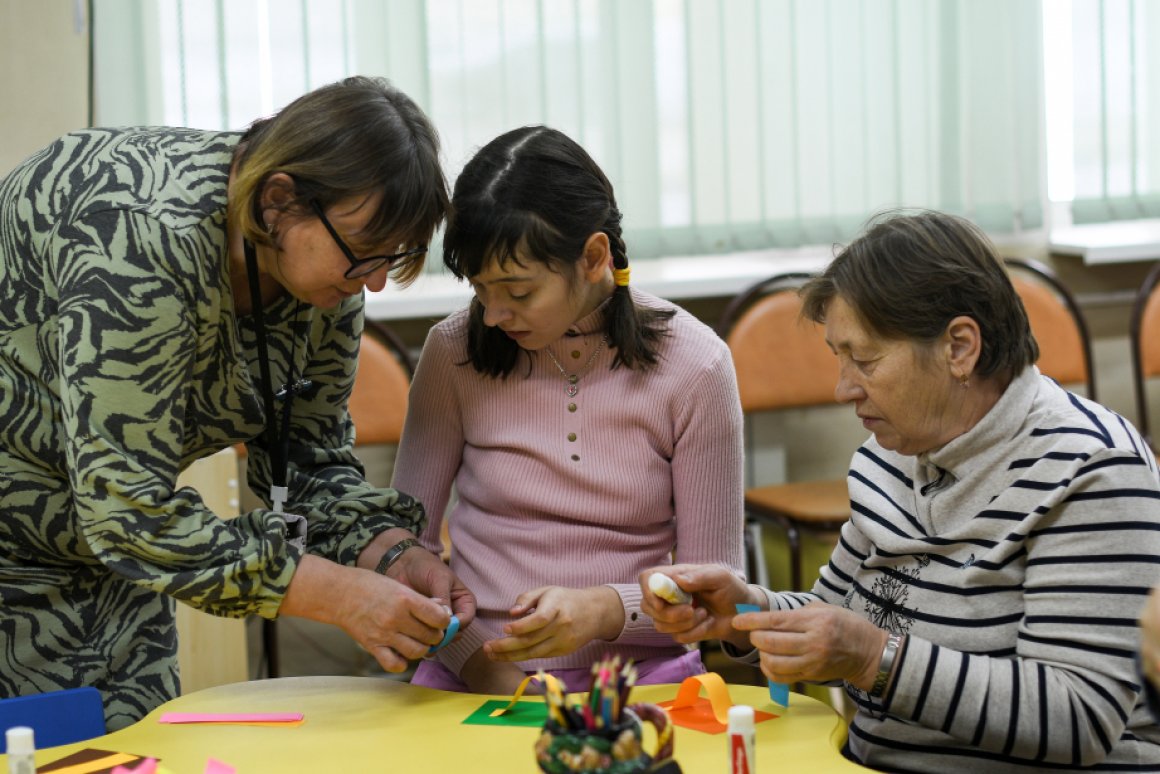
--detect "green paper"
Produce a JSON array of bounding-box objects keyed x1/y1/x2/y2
[{"x1": 462, "y1": 699, "x2": 548, "y2": 727}]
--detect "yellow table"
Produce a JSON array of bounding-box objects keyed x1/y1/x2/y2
[{"x1": 7, "y1": 677, "x2": 866, "y2": 772}]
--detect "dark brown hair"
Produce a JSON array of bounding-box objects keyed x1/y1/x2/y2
[
  {"x1": 230, "y1": 75, "x2": 449, "y2": 286},
  {"x1": 442, "y1": 125, "x2": 674, "y2": 377},
  {"x1": 800, "y1": 209, "x2": 1038, "y2": 380}
]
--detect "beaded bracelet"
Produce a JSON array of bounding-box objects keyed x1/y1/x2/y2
[{"x1": 869, "y1": 633, "x2": 905, "y2": 697}]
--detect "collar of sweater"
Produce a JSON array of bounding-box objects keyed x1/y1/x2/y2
[{"x1": 917, "y1": 365, "x2": 1040, "y2": 483}]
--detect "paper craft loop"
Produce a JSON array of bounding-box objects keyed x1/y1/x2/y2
[
  {"x1": 428, "y1": 614, "x2": 459, "y2": 655},
  {"x1": 667, "y1": 672, "x2": 734, "y2": 726},
  {"x1": 490, "y1": 672, "x2": 565, "y2": 717}
]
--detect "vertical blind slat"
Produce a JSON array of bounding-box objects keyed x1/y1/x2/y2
[{"x1": 94, "y1": 0, "x2": 1048, "y2": 258}]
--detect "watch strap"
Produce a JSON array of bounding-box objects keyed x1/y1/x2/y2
[
  {"x1": 869, "y1": 633, "x2": 905, "y2": 697},
  {"x1": 374, "y1": 538, "x2": 421, "y2": 575}
]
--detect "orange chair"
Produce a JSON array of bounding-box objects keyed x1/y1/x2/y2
[
  {"x1": 348, "y1": 320, "x2": 414, "y2": 445},
  {"x1": 259, "y1": 319, "x2": 415, "y2": 678},
  {"x1": 1005, "y1": 258, "x2": 1097, "y2": 401},
  {"x1": 1131, "y1": 261, "x2": 1160, "y2": 449},
  {"x1": 717, "y1": 272, "x2": 850, "y2": 591}
]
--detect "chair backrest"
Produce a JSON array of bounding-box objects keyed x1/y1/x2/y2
[
  {"x1": 349, "y1": 320, "x2": 414, "y2": 446},
  {"x1": 1005, "y1": 258, "x2": 1096, "y2": 400},
  {"x1": 1130, "y1": 261, "x2": 1160, "y2": 446},
  {"x1": 717, "y1": 272, "x2": 838, "y2": 413},
  {"x1": 0, "y1": 687, "x2": 105, "y2": 752}
]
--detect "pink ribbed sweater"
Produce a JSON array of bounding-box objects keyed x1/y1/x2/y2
[{"x1": 392, "y1": 289, "x2": 745, "y2": 676}]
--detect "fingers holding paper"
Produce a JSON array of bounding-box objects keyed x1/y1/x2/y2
[
  {"x1": 733, "y1": 601, "x2": 885, "y2": 690},
  {"x1": 280, "y1": 555, "x2": 450, "y2": 673},
  {"x1": 354, "y1": 573, "x2": 455, "y2": 672},
  {"x1": 484, "y1": 585, "x2": 624, "y2": 662},
  {"x1": 385, "y1": 543, "x2": 477, "y2": 628},
  {"x1": 638, "y1": 563, "x2": 757, "y2": 648}
]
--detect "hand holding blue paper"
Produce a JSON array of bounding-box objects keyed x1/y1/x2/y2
[{"x1": 735, "y1": 604, "x2": 790, "y2": 707}]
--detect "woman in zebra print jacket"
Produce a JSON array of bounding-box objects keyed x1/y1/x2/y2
[
  {"x1": 642, "y1": 210, "x2": 1160, "y2": 771},
  {"x1": 0, "y1": 76, "x2": 472, "y2": 729}
]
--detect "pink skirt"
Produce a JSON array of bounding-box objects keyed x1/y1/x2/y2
[{"x1": 411, "y1": 649, "x2": 706, "y2": 693}]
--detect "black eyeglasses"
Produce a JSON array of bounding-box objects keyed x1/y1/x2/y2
[{"x1": 310, "y1": 199, "x2": 427, "y2": 279}]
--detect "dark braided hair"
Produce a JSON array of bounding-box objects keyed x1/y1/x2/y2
[{"x1": 443, "y1": 126, "x2": 674, "y2": 377}]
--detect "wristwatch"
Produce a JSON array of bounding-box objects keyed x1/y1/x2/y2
[
  {"x1": 374, "y1": 538, "x2": 421, "y2": 575},
  {"x1": 869, "y1": 633, "x2": 905, "y2": 697}
]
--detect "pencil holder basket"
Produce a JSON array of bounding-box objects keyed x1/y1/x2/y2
[{"x1": 534, "y1": 702, "x2": 674, "y2": 774}]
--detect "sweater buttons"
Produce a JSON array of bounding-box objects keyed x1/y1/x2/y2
[
  {"x1": 567, "y1": 433, "x2": 577, "y2": 442},
  {"x1": 571, "y1": 350, "x2": 581, "y2": 359},
  {"x1": 568, "y1": 403, "x2": 577, "y2": 413},
  {"x1": 571, "y1": 454, "x2": 580, "y2": 461}
]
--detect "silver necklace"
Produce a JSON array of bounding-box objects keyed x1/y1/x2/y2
[{"x1": 544, "y1": 336, "x2": 607, "y2": 397}]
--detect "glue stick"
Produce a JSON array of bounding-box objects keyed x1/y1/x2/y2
[
  {"x1": 727, "y1": 705, "x2": 755, "y2": 774},
  {"x1": 6, "y1": 726, "x2": 35, "y2": 774},
  {"x1": 648, "y1": 572, "x2": 692, "y2": 605}
]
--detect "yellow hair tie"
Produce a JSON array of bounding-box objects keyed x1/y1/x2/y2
[{"x1": 613, "y1": 266, "x2": 631, "y2": 287}]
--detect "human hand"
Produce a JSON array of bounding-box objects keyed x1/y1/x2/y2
[
  {"x1": 460, "y1": 647, "x2": 532, "y2": 695},
  {"x1": 386, "y1": 544, "x2": 477, "y2": 628},
  {"x1": 638, "y1": 564, "x2": 757, "y2": 648},
  {"x1": 483, "y1": 586, "x2": 624, "y2": 662},
  {"x1": 280, "y1": 555, "x2": 450, "y2": 674},
  {"x1": 733, "y1": 601, "x2": 886, "y2": 690},
  {"x1": 1140, "y1": 586, "x2": 1160, "y2": 692}
]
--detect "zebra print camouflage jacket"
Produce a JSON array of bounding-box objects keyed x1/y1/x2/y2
[{"x1": 0, "y1": 127, "x2": 424, "y2": 620}]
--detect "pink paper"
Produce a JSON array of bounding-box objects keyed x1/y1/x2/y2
[
  {"x1": 159, "y1": 712, "x2": 303, "y2": 724},
  {"x1": 204, "y1": 759, "x2": 236, "y2": 774},
  {"x1": 111, "y1": 759, "x2": 158, "y2": 774}
]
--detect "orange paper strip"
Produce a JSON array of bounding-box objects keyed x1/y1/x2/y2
[
  {"x1": 658, "y1": 673, "x2": 777, "y2": 734},
  {"x1": 38, "y1": 751, "x2": 141, "y2": 774},
  {"x1": 669, "y1": 673, "x2": 733, "y2": 724}
]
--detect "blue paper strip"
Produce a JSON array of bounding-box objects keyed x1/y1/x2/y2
[
  {"x1": 429, "y1": 614, "x2": 460, "y2": 654},
  {"x1": 735, "y1": 603, "x2": 790, "y2": 707}
]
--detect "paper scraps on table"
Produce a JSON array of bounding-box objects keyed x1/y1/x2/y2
[
  {"x1": 37, "y1": 748, "x2": 152, "y2": 774},
  {"x1": 158, "y1": 712, "x2": 304, "y2": 726},
  {"x1": 463, "y1": 699, "x2": 547, "y2": 727},
  {"x1": 462, "y1": 672, "x2": 562, "y2": 727},
  {"x1": 202, "y1": 759, "x2": 236, "y2": 774},
  {"x1": 736, "y1": 603, "x2": 791, "y2": 707},
  {"x1": 657, "y1": 673, "x2": 777, "y2": 735},
  {"x1": 110, "y1": 759, "x2": 157, "y2": 774}
]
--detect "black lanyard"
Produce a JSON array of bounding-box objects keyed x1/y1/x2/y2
[{"x1": 243, "y1": 240, "x2": 310, "y2": 511}]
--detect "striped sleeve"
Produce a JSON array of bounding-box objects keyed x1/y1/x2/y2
[{"x1": 884, "y1": 447, "x2": 1160, "y2": 765}]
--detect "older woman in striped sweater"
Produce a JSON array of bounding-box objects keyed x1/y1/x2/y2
[{"x1": 643, "y1": 210, "x2": 1160, "y2": 772}]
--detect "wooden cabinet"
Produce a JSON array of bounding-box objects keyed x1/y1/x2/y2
[
  {"x1": 173, "y1": 448, "x2": 250, "y2": 693},
  {"x1": 0, "y1": 0, "x2": 90, "y2": 175}
]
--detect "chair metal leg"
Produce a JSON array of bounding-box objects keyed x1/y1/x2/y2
[
  {"x1": 744, "y1": 521, "x2": 770, "y2": 587},
  {"x1": 262, "y1": 619, "x2": 280, "y2": 678},
  {"x1": 785, "y1": 523, "x2": 803, "y2": 591}
]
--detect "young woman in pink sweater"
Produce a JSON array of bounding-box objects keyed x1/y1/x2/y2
[{"x1": 392, "y1": 126, "x2": 745, "y2": 694}]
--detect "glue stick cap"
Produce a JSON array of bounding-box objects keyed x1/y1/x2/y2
[
  {"x1": 727, "y1": 704, "x2": 755, "y2": 732},
  {"x1": 5, "y1": 725, "x2": 34, "y2": 755}
]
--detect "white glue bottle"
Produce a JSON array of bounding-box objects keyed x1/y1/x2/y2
[
  {"x1": 6, "y1": 726, "x2": 35, "y2": 774},
  {"x1": 727, "y1": 704, "x2": 755, "y2": 774}
]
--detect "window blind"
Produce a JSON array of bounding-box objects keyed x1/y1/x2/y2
[
  {"x1": 1069, "y1": 0, "x2": 1160, "y2": 223},
  {"x1": 93, "y1": 0, "x2": 1046, "y2": 260}
]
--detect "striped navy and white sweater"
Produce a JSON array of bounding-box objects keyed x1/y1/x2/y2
[{"x1": 758, "y1": 367, "x2": 1160, "y2": 771}]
